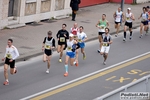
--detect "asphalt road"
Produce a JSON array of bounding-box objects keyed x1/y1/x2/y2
[{"x1": 0, "y1": 27, "x2": 150, "y2": 100}]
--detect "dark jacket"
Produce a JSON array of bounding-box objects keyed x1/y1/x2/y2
[{"x1": 70, "y1": 0, "x2": 81, "y2": 11}]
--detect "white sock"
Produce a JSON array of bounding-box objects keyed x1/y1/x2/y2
[
  {"x1": 6, "y1": 79, "x2": 9, "y2": 82},
  {"x1": 73, "y1": 61, "x2": 76, "y2": 65}
]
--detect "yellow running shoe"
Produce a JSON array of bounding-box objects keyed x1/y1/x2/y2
[{"x1": 59, "y1": 59, "x2": 62, "y2": 63}]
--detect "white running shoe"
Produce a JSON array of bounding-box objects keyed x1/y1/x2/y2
[
  {"x1": 123, "y1": 38, "x2": 126, "y2": 42},
  {"x1": 97, "y1": 50, "x2": 100, "y2": 53},
  {"x1": 103, "y1": 61, "x2": 106, "y2": 65},
  {"x1": 46, "y1": 70, "x2": 49, "y2": 74}
]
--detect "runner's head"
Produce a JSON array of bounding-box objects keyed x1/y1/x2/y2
[
  {"x1": 143, "y1": 7, "x2": 146, "y2": 13},
  {"x1": 146, "y1": 6, "x2": 150, "y2": 11},
  {"x1": 102, "y1": 14, "x2": 106, "y2": 20},
  {"x1": 62, "y1": 23, "x2": 67, "y2": 30},
  {"x1": 8, "y1": 39, "x2": 13, "y2": 47},
  {"x1": 118, "y1": 7, "x2": 121, "y2": 12},
  {"x1": 105, "y1": 28, "x2": 110, "y2": 34},
  {"x1": 127, "y1": 8, "x2": 131, "y2": 13},
  {"x1": 69, "y1": 34, "x2": 74, "y2": 40},
  {"x1": 47, "y1": 31, "x2": 52, "y2": 38},
  {"x1": 79, "y1": 26, "x2": 84, "y2": 33},
  {"x1": 73, "y1": 23, "x2": 78, "y2": 28}
]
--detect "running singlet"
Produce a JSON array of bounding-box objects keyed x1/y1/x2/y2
[
  {"x1": 66, "y1": 40, "x2": 74, "y2": 52},
  {"x1": 102, "y1": 34, "x2": 111, "y2": 46},
  {"x1": 98, "y1": 19, "x2": 107, "y2": 32},
  {"x1": 45, "y1": 37, "x2": 53, "y2": 50},
  {"x1": 141, "y1": 13, "x2": 148, "y2": 22},
  {"x1": 5, "y1": 45, "x2": 19, "y2": 60},
  {"x1": 115, "y1": 11, "x2": 123, "y2": 22},
  {"x1": 71, "y1": 27, "x2": 79, "y2": 35},
  {"x1": 77, "y1": 32, "x2": 87, "y2": 43},
  {"x1": 126, "y1": 12, "x2": 132, "y2": 23}
]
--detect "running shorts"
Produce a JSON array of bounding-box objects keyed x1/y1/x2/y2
[
  {"x1": 125, "y1": 22, "x2": 132, "y2": 28},
  {"x1": 100, "y1": 46, "x2": 110, "y2": 54},
  {"x1": 78, "y1": 42, "x2": 85, "y2": 48},
  {"x1": 44, "y1": 49, "x2": 52, "y2": 56},
  {"x1": 141, "y1": 21, "x2": 148, "y2": 25},
  {"x1": 5, "y1": 58, "x2": 15, "y2": 68},
  {"x1": 66, "y1": 52, "x2": 75, "y2": 58},
  {"x1": 98, "y1": 32, "x2": 105, "y2": 36}
]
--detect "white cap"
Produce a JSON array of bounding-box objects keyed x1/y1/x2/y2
[
  {"x1": 127, "y1": 8, "x2": 131, "y2": 10},
  {"x1": 69, "y1": 34, "x2": 74, "y2": 37}
]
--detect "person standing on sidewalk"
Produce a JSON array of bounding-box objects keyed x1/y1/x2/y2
[
  {"x1": 56, "y1": 24, "x2": 69, "y2": 63},
  {"x1": 113, "y1": 7, "x2": 125, "y2": 37},
  {"x1": 96, "y1": 14, "x2": 109, "y2": 53},
  {"x1": 138, "y1": 7, "x2": 149, "y2": 38},
  {"x1": 64, "y1": 34, "x2": 80, "y2": 77},
  {"x1": 70, "y1": 0, "x2": 81, "y2": 21},
  {"x1": 100, "y1": 28, "x2": 112, "y2": 65},
  {"x1": 42, "y1": 31, "x2": 55, "y2": 74},
  {"x1": 2, "y1": 39, "x2": 19, "y2": 85},
  {"x1": 123, "y1": 8, "x2": 135, "y2": 41}
]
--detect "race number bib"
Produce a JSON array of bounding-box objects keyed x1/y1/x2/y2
[
  {"x1": 103, "y1": 43, "x2": 108, "y2": 46},
  {"x1": 45, "y1": 45, "x2": 51, "y2": 49},
  {"x1": 6, "y1": 53, "x2": 12, "y2": 59},
  {"x1": 78, "y1": 39, "x2": 82, "y2": 42},
  {"x1": 60, "y1": 37, "x2": 65, "y2": 42},
  {"x1": 74, "y1": 35, "x2": 77, "y2": 39},
  {"x1": 67, "y1": 47, "x2": 72, "y2": 50},
  {"x1": 126, "y1": 17, "x2": 130, "y2": 20}
]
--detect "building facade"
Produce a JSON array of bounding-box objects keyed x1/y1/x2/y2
[{"x1": 0, "y1": 0, "x2": 71, "y2": 29}]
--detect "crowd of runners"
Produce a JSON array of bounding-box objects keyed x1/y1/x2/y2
[{"x1": 1, "y1": 6, "x2": 150, "y2": 85}]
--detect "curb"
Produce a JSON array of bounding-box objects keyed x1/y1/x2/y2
[{"x1": 0, "y1": 25, "x2": 139, "y2": 66}]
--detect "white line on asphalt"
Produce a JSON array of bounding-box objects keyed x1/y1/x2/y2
[{"x1": 20, "y1": 51, "x2": 150, "y2": 100}]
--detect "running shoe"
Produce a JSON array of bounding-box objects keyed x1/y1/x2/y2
[
  {"x1": 139, "y1": 35, "x2": 143, "y2": 38},
  {"x1": 46, "y1": 70, "x2": 49, "y2": 74},
  {"x1": 64, "y1": 72, "x2": 68, "y2": 77},
  {"x1": 123, "y1": 38, "x2": 126, "y2": 42},
  {"x1": 59, "y1": 59, "x2": 62, "y2": 63},
  {"x1": 115, "y1": 34, "x2": 118, "y2": 37},
  {"x1": 97, "y1": 50, "x2": 100, "y2": 53},
  {"x1": 75, "y1": 62, "x2": 78, "y2": 67},
  {"x1": 129, "y1": 36, "x2": 132, "y2": 40},
  {"x1": 3, "y1": 81, "x2": 9, "y2": 85},
  {"x1": 83, "y1": 54, "x2": 86, "y2": 60},
  {"x1": 103, "y1": 61, "x2": 106, "y2": 65}
]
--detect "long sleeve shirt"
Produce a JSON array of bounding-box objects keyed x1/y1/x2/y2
[{"x1": 4, "y1": 45, "x2": 19, "y2": 60}]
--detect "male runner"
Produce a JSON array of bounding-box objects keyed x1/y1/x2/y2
[
  {"x1": 96, "y1": 14, "x2": 109, "y2": 53},
  {"x1": 70, "y1": 23, "x2": 79, "y2": 39},
  {"x1": 100, "y1": 28, "x2": 112, "y2": 65},
  {"x1": 2, "y1": 39, "x2": 19, "y2": 85},
  {"x1": 123, "y1": 8, "x2": 135, "y2": 41},
  {"x1": 42, "y1": 31, "x2": 55, "y2": 74},
  {"x1": 138, "y1": 7, "x2": 149, "y2": 38},
  {"x1": 113, "y1": 7, "x2": 124, "y2": 37},
  {"x1": 56, "y1": 24, "x2": 69, "y2": 62}
]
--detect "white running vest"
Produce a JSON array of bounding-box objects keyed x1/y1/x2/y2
[
  {"x1": 66, "y1": 40, "x2": 74, "y2": 52},
  {"x1": 141, "y1": 13, "x2": 148, "y2": 21},
  {"x1": 115, "y1": 11, "x2": 123, "y2": 22},
  {"x1": 126, "y1": 12, "x2": 133, "y2": 23},
  {"x1": 45, "y1": 37, "x2": 53, "y2": 50}
]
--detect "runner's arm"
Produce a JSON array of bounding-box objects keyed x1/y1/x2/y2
[
  {"x1": 106, "y1": 21, "x2": 109, "y2": 28},
  {"x1": 83, "y1": 33, "x2": 88, "y2": 42},
  {"x1": 108, "y1": 36, "x2": 113, "y2": 44},
  {"x1": 12, "y1": 47, "x2": 19, "y2": 60},
  {"x1": 42, "y1": 37, "x2": 46, "y2": 48},
  {"x1": 66, "y1": 31, "x2": 69, "y2": 39},
  {"x1": 138, "y1": 14, "x2": 142, "y2": 20},
  {"x1": 52, "y1": 38, "x2": 56, "y2": 48},
  {"x1": 113, "y1": 12, "x2": 116, "y2": 19},
  {"x1": 131, "y1": 14, "x2": 135, "y2": 21},
  {"x1": 56, "y1": 31, "x2": 60, "y2": 40},
  {"x1": 122, "y1": 12, "x2": 125, "y2": 22},
  {"x1": 96, "y1": 21, "x2": 100, "y2": 27}
]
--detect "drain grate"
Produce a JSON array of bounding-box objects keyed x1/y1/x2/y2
[{"x1": 20, "y1": 46, "x2": 34, "y2": 50}]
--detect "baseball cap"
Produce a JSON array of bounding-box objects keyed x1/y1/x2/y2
[
  {"x1": 127, "y1": 8, "x2": 131, "y2": 10},
  {"x1": 69, "y1": 34, "x2": 74, "y2": 37}
]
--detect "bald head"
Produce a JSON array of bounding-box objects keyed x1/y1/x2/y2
[{"x1": 73, "y1": 23, "x2": 78, "y2": 28}]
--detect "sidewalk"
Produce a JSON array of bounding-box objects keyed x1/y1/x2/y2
[{"x1": 0, "y1": 3, "x2": 149, "y2": 66}]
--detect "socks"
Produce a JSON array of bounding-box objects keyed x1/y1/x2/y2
[
  {"x1": 124, "y1": 32, "x2": 126, "y2": 39},
  {"x1": 73, "y1": 61, "x2": 76, "y2": 65},
  {"x1": 6, "y1": 79, "x2": 9, "y2": 82},
  {"x1": 130, "y1": 31, "x2": 132, "y2": 36},
  {"x1": 65, "y1": 65, "x2": 68, "y2": 73}
]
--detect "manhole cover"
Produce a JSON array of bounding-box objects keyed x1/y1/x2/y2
[{"x1": 20, "y1": 46, "x2": 34, "y2": 50}]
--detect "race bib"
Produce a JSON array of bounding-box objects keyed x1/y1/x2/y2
[
  {"x1": 126, "y1": 17, "x2": 130, "y2": 20},
  {"x1": 45, "y1": 45, "x2": 51, "y2": 49},
  {"x1": 67, "y1": 47, "x2": 72, "y2": 50},
  {"x1": 100, "y1": 26, "x2": 105, "y2": 29},
  {"x1": 6, "y1": 53, "x2": 12, "y2": 59},
  {"x1": 74, "y1": 35, "x2": 77, "y2": 39},
  {"x1": 60, "y1": 37, "x2": 65, "y2": 42},
  {"x1": 103, "y1": 43, "x2": 108, "y2": 46},
  {"x1": 78, "y1": 39, "x2": 82, "y2": 42}
]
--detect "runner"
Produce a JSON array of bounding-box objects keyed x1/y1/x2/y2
[
  {"x1": 113, "y1": 7, "x2": 124, "y2": 37},
  {"x1": 146, "y1": 6, "x2": 150, "y2": 34},
  {"x1": 77, "y1": 26, "x2": 88, "y2": 61},
  {"x1": 96, "y1": 14, "x2": 109, "y2": 53},
  {"x1": 138, "y1": 7, "x2": 149, "y2": 38},
  {"x1": 2, "y1": 39, "x2": 19, "y2": 85},
  {"x1": 42, "y1": 31, "x2": 55, "y2": 74},
  {"x1": 100, "y1": 28, "x2": 112, "y2": 65},
  {"x1": 64, "y1": 34, "x2": 80, "y2": 77},
  {"x1": 70, "y1": 23, "x2": 79, "y2": 39},
  {"x1": 56, "y1": 24, "x2": 69, "y2": 63},
  {"x1": 123, "y1": 8, "x2": 135, "y2": 41}
]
